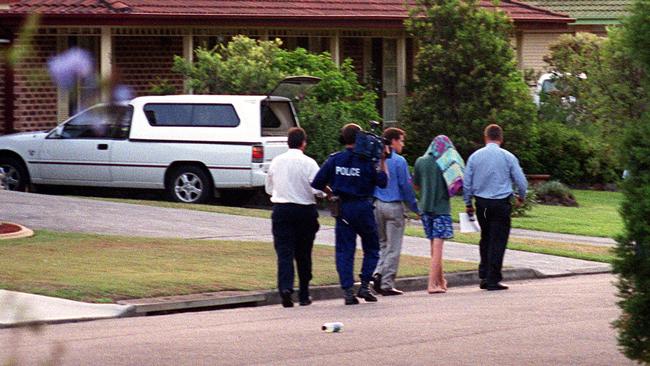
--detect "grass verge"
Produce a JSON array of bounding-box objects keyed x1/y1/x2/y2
[
  {"x1": 448, "y1": 189, "x2": 623, "y2": 238},
  {"x1": 404, "y1": 227, "x2": 614, "y2": 263},
  {"x1": 0, "y1": 230, "x2": 475, "y2": 303}
]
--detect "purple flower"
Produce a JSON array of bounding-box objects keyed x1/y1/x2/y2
[
  {"x1": 47, "y1": 48, "x2": 94, "y2": 90},
  {"x1": 112, "y1": 84, "x2": 135, "y2": 102}
]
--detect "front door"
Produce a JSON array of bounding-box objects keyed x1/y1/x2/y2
[{"x1": 37, "y1": 139, "x2": 112, "y2": 182}]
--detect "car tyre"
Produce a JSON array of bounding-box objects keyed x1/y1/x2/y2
[
  {"x1": 0, "y1": 157, "x2": 29, "y2": 192},
  {"x1": 167, "y1": 165, "x2": 213, "y2": 204}
]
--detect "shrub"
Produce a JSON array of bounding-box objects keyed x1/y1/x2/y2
[
  {"x1": 540, "y1": 30, "x2": 648, "y2": 185},
  {"x1": 534, "y1": 181, "x2": 578, "y2": 207},
  {"x1": 400, "y1": 0, "x2": 539, "y2": 171},
  {"x1": 277, "y1": 49, "x2": 379, "y2": 162},
  {"x1": 148, "y1": 78, "x2": 177, "y2": 95},
  {"x1": 613, "y1": 1, "x2": 650, "y2": 362},
  {"x1": 535, "y1": 121, "x2": 619, "y2": 185},
  {"x1": 172, "y1": 36, "x2": 285, "y2": 95},
  {"x1": 511, "y1": 190, "x2": 537, "y2": 217}
]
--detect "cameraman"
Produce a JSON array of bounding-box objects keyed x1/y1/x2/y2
[
  {"x1": 311, "y1": 123, "x2": 389, "y2": 305},
  {"x1": 372, "y1": 128, "x2": 420, "y2": 296}
]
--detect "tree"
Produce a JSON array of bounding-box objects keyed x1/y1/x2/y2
[
  {"x1": 168, "y1": 36, "x2": 379, "y2": 163},
  {"x1": 613, "y1": 0, "x2": 650, "y2": 363},
  {"x1": 535, "y1": 32, "x2": 641, "y2": 184},
  {"x1": 400, "y1": 0, "x2": 538, "y2": 171},
  {"x1": 543, "y1": 32, "x2": 647, "y2": 142}
]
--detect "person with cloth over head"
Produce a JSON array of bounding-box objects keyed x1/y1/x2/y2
[
  {"x1": 311, "y1": 123, "x2": 389, "y2": 305},
  {"x1": 413, "y1": 135, "x2": 465, "y2": 293}
]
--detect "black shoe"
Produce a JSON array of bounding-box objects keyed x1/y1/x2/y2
[
  {"x1": 479, "y1": 280, "x2": 487, "y2": 290},
  {"x1": 372, "y1": 274, "x2": 384, "y2": 295},
  {"x1": 299, "y1": 297, "x2": 312, "y2": 306},
  {"x1": 486, "y1": 283, "x2": 509, "y2": 291},
  {"x1": 280, "y1": 291, "x2": 294, "y2": 308},
  {"x1": 381, "y1": 288, "x2": 404, "y2": 296},
  {"x1": 357, "y1": 282, "x2": 378, "y2": 302},
  {"x1": 344, "y1": 288, "x2": 359, "y2": 305}
]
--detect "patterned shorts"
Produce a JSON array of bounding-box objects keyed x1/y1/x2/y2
[{"x1": 421, "y1": 213, "x2": 454, "y2": 240}]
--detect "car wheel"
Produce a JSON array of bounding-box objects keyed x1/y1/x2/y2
[
  {"x1": 167, "y1": 166, "x2": 213, "y2": 204},
  {"x1": 0, "y1": 157, "x2": 29, "y2": 192}
]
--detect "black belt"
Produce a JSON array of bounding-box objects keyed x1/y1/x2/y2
[
  {"x1": 376, "y1": 199, "x2": 401, "y2": 203},
  {"x1": 273, "y1": 203, "x2": 316, "y2": 208}
]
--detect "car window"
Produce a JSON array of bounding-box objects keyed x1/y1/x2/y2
[
  {"x1": 261, "y1": 101, "x2": 297, "y2": 136},
  {"x1": 57, "y1": 105, "x2": 133, "y2": 139},
  {"x1": 143, "y1": 103, "x2": 240, "y2": 127}
]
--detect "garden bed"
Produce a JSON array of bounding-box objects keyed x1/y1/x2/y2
[
  {"x1": 0, "y1": 222, "x2": 34, "y2": 239},
  {"x1": 0, "y1": 223, "x2": 21, "y2": 234}
]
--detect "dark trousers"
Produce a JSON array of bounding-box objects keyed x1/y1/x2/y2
[
  {"x1": 335, "y1": 200, "x2": 380, "y2": 289},
  {"x1": 475, "y1": 196, "x2": 512, "y2": 285},
  {"x1": 271, "y1": 203, "x2": 319, "y2": 301}
]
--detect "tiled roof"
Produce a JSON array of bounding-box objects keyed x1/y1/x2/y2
[
  {"x1": 3, "y1": 0, "x2": 123, "y2": 14},
  {"x1": 527, "y1": 0, "x2": 632, "y2": 22},
  {"x1": 1, "y1": 0, "x2": 573, "y2": 23}
]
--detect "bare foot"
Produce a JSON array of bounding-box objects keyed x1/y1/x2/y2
[{"x1": 427, "y1": 287, "x2": 447, "y2": 294}]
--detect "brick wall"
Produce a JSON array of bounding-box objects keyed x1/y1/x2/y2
[
  {"x1": 520, "y1": 32, "x2": 565, "y2": 71},
  {"x1": 12, "y1": 35, "x2": 59, "y2": 132},
  {"x1": 0, "y1": 52, "x2": 5, "y2": 135},
  {"x1": 113, "y1": 36, "x2": 184, "y2": 96}
]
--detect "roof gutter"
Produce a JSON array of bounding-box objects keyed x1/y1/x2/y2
[{"x1": 0, "y1": 12, "x2": 575, "y2": 28}]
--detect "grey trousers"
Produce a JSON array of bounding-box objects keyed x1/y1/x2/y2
[{"x1": 373, "y1": 200, "x2": 405, "y2": 290}]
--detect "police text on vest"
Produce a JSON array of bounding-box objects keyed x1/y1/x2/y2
[{"x1": 335, "y1": 166, "x2": 361, "y2": 177}]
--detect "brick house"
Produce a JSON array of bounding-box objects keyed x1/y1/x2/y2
[
  {"x1": 522, "y1": 0, "x2": 633, "y2": 71},
  {"x1": 0, "y1": 0, "x2": 572, "y2": 135}
]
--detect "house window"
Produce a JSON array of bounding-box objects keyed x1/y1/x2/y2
[{"x1": 67, "y1": 36, "x2": 100, "y2": 116}]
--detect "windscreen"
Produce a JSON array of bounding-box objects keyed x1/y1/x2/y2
[{"x1": 261, "y1": 101, "x2": 298, "y2": 136}]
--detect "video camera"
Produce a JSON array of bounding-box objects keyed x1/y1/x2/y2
[{"x1": 353, "y1": 120, "x2": 392, "y2": 162}]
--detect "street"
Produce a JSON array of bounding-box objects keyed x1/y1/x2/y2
[{"x1": 0, "y1": 274, "x2": 632, "y2": 365}]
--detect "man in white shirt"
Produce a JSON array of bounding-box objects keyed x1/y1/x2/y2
[{"x1": 265, "y1": 127, "x2": 322, "y2": 307}]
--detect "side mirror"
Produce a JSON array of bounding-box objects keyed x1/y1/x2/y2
[{"x1": 47, "y1": 125, "x2": 64, "y2": 139}]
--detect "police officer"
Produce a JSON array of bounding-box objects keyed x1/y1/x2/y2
[{"x1": 312, "y1": 123, "x2": 389, "y2": 305}]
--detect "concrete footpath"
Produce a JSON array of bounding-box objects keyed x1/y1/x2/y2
[{"x1": 0, "y1": 190, "x2": 612, "y2": 326}]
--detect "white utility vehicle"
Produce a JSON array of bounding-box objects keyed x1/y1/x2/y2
[{"x1": 0, "y1": 76, "x2": 320, "y2": 203}]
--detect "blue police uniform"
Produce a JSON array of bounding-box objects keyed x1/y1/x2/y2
[{"x1": 312, "y1": 147, "x2": 388, "y2": 289}]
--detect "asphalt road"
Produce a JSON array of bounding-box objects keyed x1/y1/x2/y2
[{"x1": 0, "y1": 274, "x2": 632, "y2": 365}]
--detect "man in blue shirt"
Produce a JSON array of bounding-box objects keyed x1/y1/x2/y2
[
  {"x1": 463, "y1": 124, "x2": 527, "y2": 291},
  {"x1": 312, "y1": 123, "x2": 388, "y2": 305},
  {"x1": 372, "y1": 128, "x2": 420, "y2": 296}
]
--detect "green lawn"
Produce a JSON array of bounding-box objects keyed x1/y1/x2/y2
[
  {"x1": 0, "y1": 231, "x2": 475, "y2": 303},
  {"x1": 448, "y1": 189, "x2": 623, "y2": 238}
]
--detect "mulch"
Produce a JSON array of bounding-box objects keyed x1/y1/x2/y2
[{"x1": 0, "y1": 223, "x2": 22, "y2": 234}]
